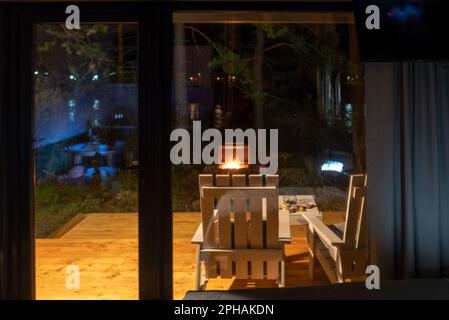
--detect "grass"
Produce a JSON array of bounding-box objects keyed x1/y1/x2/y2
[
  {"x1": 35, "y1": 170, "x2": 138, "y2": 238},
  {"x1": 36, "y1": 165, "x2": 348, "y2": 238},
  {"x1": 171, "y1": 165, "x2": 203, "y2": 212}
]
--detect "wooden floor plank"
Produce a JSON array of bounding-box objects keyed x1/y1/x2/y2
[{"x1": 36, "y1": 212, "x2": 332, "y2": 300}]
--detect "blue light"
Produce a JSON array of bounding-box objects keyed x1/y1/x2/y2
[
  {"x1": 93, "y1": 99, "x2": 100, "y2": 110},
  {"x1": 388, "y1": 4, "x2": 422, "y2": 24},
  {"x1": 321, "y1": 161, "x2": 344, "y2": 173},
  {"x1": 84, "y1": 166, "x2": 118, "y2": 179},
  {"x1": 68, "y1": 100, "x2": 76, "y2": 122}
]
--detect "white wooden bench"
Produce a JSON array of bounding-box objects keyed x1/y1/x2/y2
[{"x1": 302, "y1": 174, "x2": 368, "y2": 283}]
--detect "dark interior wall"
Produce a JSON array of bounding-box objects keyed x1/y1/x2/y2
[
  {"x1": 0, "y1": 0, "x2": 353, "y2": 2},
  {"x1": 0, "y1": 4, "x2": 6, "y2": 299},
  {"x1": 0, "y1": 4, "x2": 35, "y2": 299}
]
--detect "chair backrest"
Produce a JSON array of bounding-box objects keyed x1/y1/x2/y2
[
  {"x1": 199, "y1": 174, "x2": 279, "y2": 250},
  {"x1": 341, "y1": 174, "x2": 367, "y2": 250}
]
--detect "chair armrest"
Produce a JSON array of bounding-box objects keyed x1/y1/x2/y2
[
  {"x1": 191, "y1": 223, "x2": 203, "y2": 244},
  {"x1": 278, "y1": 211, "x2": 291, "y2": 243},
  {"x1": 302, "y1": 211, "x2": 343, "y2": 246}
]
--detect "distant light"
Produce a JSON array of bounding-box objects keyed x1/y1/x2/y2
[
  {"x1": 93, "y1": 99, "x2": 100, "y2": 110},
  {"x1": 321, "y1": 161, "x2": 344, "y2": 173},
  {"x1": 44, "y1": 72, "x2": 49, "y2": 76},
  {"x1": 68, "y1": 99, "x2": 76, "y2": 122},
  {"x1": 34, "y1": 71, "x2": 39, "y2": 76},
  {"x1": 92, "y1": 74, "x2": 99, "y2": 81},
  {"x1": 69, "y1": 75, "x2": 77, "y2": 81}
]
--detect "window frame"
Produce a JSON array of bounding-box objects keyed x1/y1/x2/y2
[{"x1": 0, "y1": 0, "x2": 355, "y2": 300}]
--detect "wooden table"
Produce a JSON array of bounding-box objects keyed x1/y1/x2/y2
[{"x1": 278, "y1": 195, "x2": 320, "y2": 226}]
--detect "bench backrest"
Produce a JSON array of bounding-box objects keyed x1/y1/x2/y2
[{"x1": 342, "y1": 174, "x2": 368, "y2": 250}]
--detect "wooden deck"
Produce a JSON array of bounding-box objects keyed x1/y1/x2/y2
[{"x1": 36, "y1": 212, "x2": 339, "y2": 300}]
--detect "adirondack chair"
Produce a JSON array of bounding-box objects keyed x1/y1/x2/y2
[
  {"x1": 302, "y1": 174, "x2": 368, "y2": 283},
  {"x1": 191, "y1": 174, "x2": 291, "y2": 290}
]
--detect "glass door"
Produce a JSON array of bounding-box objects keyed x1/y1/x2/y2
[
  {"x1": 33, "y1": 21, "x2": 140, "y2": 300},
  {"x1": 170, "y1": 10, "x2": 366, "y2": 299}
]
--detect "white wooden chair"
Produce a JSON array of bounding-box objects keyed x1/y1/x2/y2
[
  {"x1": 302, "y1": 174, "x2": 368, "y2": 283},
  {"x1": 191, "y1": 174, "x2": 291, "y2": 290}
]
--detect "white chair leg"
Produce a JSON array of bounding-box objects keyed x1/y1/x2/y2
[
  {"x1": 195, "y1": 245, "x2": 202, "y2": 290},
  {"x1": 335, "y1": 252, "x2": 345, "y2": 283},
  {"x1": 279, "y1": 260, "x2": 285, "y2": 288},
  {"x1": 308, "y1": 251, "x2": 315, "y2": 281}
]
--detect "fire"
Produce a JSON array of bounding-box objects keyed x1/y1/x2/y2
[
  {"x1": 218, "y1": 145, "x2": 249, "y2": 170},
  {"x1": 220, "y1": 160, "x2": 243, "y2": 170}
]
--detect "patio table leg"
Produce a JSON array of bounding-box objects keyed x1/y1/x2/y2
[
  {"x1": 280, "y1": 260, "x2": 285, "y2": 287},
  {"x1": 307, "y1": 225, "x2": 317, "y2": 281}
]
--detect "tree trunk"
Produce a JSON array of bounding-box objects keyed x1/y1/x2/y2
[
  {"x1": 174, "y1": 23, "x2": 189, "y2": 128},
  {"x1": 117, "y1": 24, "x2": 125, "y2": 82},
  {"x1": 253, "y1": 27, "x2": 265, "y2": 129},
  {"x1": 349, "y1": 25, "x2": 366, "y2": 172}
]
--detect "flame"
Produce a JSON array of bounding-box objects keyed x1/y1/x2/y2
[{"x1": 220, "y1": 160, "x2": 243, "y2": 169}]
